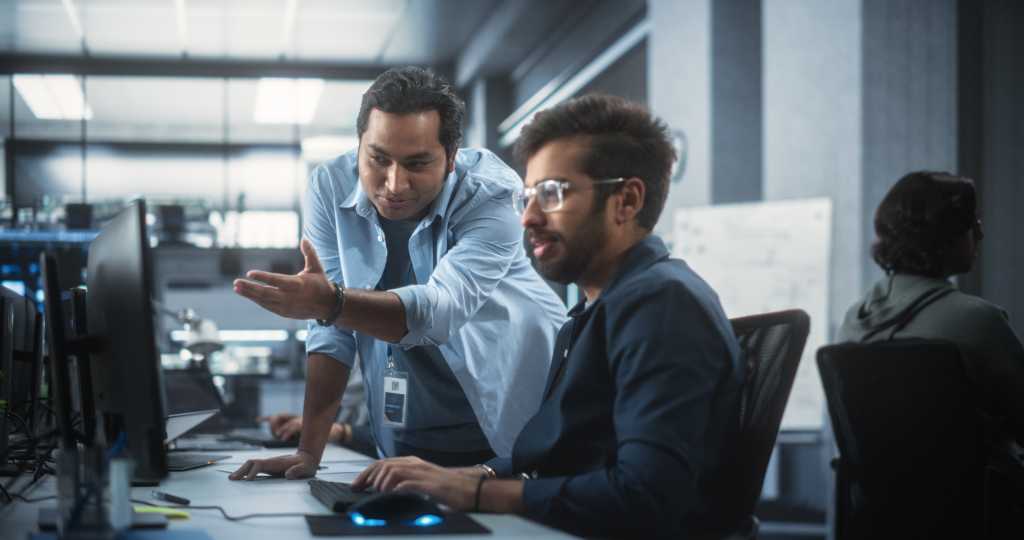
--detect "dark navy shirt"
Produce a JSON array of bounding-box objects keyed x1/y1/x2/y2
[
  {"x1": 367, "y1": 216, "x2": 491, "y2": 456},
  {"x1": 486, "y1": 235, "x2": 744, "y2": 539}
]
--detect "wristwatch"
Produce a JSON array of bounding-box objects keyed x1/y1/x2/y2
[
  {"x1": 476, "y1": 463, "x2": 497, "y2": 478},
  {"x1": 316, "y1": 281, "x2": 345, "y2": 327}
]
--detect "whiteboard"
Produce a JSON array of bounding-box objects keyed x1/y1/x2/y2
[{"x1": 672, "y1": 198, "x2": 831, "y2": 430}]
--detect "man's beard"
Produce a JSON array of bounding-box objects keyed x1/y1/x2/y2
[{"x1": 535, "y1": 212, "x2": 607, "y2": 285}]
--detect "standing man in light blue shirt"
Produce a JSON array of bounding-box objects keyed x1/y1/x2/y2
[{"x1": 228, "y1": 67, "x2": 566, "y2": 480}]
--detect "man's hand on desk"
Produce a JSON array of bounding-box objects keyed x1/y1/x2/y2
[
  {"x1": 228, "y1": 451, "x2": 319, "y2": 481},
  {"x1": 261, "y1": 413, "x2": 348, "y2": 444},
  {"x1": 233, "y1": 239, "x2": 336, "y2": 321}
]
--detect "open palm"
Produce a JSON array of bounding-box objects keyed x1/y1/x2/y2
[{"x1": 233, "y1": 239, "x2": 336, "y2": 321}]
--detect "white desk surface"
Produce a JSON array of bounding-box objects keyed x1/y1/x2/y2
[{"x1": 0, "y1": 445, "x2": 576, "y2": 540}]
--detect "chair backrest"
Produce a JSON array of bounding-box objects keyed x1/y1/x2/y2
[
  {"x1": 817, "y1": 339, "x2": 988, "y2": 539},
  {"x1": 701, "y1": 309, "x2": 810, "y2": 534}
]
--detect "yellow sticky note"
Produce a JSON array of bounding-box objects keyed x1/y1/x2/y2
[{"x1": 133, "y1": 505, "x2": 191, "y2": 520}]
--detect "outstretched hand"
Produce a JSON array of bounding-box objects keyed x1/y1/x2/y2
[{"x1": 233, "y1": 239, "x2": 336, "y2": 321}]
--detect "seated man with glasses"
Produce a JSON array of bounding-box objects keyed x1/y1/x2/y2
[{"x1": 352, "y1": 95, "x2": 744, "y2": 539}]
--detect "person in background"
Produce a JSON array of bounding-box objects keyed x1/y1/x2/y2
[
  {"x1": 261, "y1": 363, "x2": 377, "y2": 458},
  {"x1": 350, "y1": 95, "x2": 745, "y2": 539},
  {"x1": 838, "y1": 171, "x2": 1024, "y2": 441},
  {"x1": 228, "y1": 66, "x2": 566, "y2": 481}
]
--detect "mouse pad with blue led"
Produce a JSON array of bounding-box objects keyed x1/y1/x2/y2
[
  {"x1": 305, "y1": 512, "x2": 489, "y2": 536},
  {"x1": 305, "y1": 490, "x2": 489, "y2": 536},
  {"x1": 305, "y1": 514, "x2": 489, "y2": 536}
]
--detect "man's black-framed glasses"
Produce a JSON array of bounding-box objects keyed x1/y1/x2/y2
[{"x1": 513, "y1": 177, "x2": 625, "y2": 215}]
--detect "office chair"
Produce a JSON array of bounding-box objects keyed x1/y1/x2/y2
[
  {"x1": 817, "y1": 340, "x2": 990, "y2": 539},
  {"x1": 695, "y1": 309, "x2": 810, "y2": 540}
]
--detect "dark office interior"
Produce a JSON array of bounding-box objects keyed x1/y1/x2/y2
[{"x1": 1, "y1": 1, "x2": 1023, "y2": 539}]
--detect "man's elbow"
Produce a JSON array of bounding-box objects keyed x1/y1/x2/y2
[{"x1": 614, "y1": 460, "x2": 695, "y2": 524}]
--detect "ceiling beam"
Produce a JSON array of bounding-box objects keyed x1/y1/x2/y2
[
  {"x1": 0, "y1": 53, "x2": 405, "y2": 80},
  {"x1": 454, "y1": 0, "x2": 538, "y2": 87}
]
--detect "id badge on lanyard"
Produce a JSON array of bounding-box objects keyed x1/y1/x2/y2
[{"x1": 382, "y1": 347, "x2": 408, "y2": 428}]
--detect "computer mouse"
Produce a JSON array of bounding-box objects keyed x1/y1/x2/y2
[{"x1": 346, "y1": 491, "x2": 446, "y2": 527}]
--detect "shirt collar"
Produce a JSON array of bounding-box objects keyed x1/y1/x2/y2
[
  {"x1": 605, "y1": 235, "x2": 671, "y2": 291},
  {"x1": 424, "y1": 167, "x2": 459, "y2": 222}
]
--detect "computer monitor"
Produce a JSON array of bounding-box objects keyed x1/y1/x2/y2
[
  {"x1": 40, "y1": 254, "x2": 78, "y2": 452},
  {"x1": 0, "y1": 286, "x2": 44, "y2": 469},
  {"x1": 85, "y1": 200, "x2": 168, "y2": 482},
  {"x1": 1, "y1": 298, "x2": 13, "y2": 466}
]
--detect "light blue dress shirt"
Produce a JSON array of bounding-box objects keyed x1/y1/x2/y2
[{"x1": 303, "y1": 148, "x2": 567, "y2": 456}]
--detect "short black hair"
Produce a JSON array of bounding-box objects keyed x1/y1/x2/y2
[
  {"x1": 357, "y1": 66, "x2": 464, "y2": 160},
  {"x1": 872, "y1": 171, "x2": 977, "y2": 277},
  {"x1": 515, "y1": 94, "x2": 676, "y2": 230}
]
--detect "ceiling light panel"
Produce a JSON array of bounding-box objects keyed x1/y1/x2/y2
[
  {"x1": 175, "y1": 0, "x2": 189, "y2": 55},
  {"x1": 13, "y1": 74, "x2": 93, "y2": 120},
  {"x1": 254, "y1": 78, "x2": 324, "y2": 124}
]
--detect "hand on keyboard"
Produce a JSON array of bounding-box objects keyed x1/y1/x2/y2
[
  {"x1": 261, "y1": 413, "x2": 303, "y2": 441},
  {"x1": 260, "y1": 413, "x2": 348, "y2": 444},
  {"x1": 228, "y1": 451, "x2": 318, "y2": 481}
]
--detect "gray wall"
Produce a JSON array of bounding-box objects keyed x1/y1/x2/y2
[
  {"x1": 650, "y1": 0, "x2": 714, "y2": 232},
  {"x1": 960, "y1": 0, "x2": 1024, "y2": 336},
  {"x1": 712, "y1": 0, "x2": 762, "y2": 204},
  {"x1": 861, "y1": 0, "x2": 959, "y2": 288},
  {"x1": 763, "y1": 0, "x2": 864, "y2": 337},
  {"x1": 650, "y1": 0, "x2": 965, "y2": 522}
]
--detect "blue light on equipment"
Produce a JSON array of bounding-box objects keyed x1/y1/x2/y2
[
  {"x1": 413, "y1": 514, "x2": 444, "y2": 527},
  {"x1": 349, "y1": 512, "x2": 386, "y2": 527}
]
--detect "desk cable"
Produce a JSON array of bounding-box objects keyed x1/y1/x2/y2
[{"x1": 131, "y1": 499, "x2": 309, "y2": 521}]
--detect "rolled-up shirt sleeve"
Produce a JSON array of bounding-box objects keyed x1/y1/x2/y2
[
  {"x1": 520, "y1": 285, "x2": 730, "y2": 537},
  {"x1": 391, "y1": 192, "x2": 521, "y2": 347},
  {"x1": 303, "y1": 165, "x2": 357, "y2": 367}
]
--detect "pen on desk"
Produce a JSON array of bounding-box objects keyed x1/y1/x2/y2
[{"x1": 152, "y1": 491, "x2": 191, "y2": 505}]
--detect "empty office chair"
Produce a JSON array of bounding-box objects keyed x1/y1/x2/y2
[
  {"x1": 695, "y1": 309, "x2": 810, "y2": 540},
  {"x1": 818, "y1": 340, "x2": 991, "y2": 539}
]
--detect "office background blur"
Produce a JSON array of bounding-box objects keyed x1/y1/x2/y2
[{"x1": 1, "y1": 1, "x2": 1022, "y2": 538}]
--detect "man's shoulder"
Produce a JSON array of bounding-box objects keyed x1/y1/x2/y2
[
  {"x1": 453, "y1": 148, "x2": 522, "y2": 201},
  {"x1": 607, "y1": 255, "x2": 731, "y2": 331},
  {"x1": 612, "y1": 258, "x2": 697, "y2": 303}
]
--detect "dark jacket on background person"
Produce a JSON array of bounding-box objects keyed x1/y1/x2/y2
[{"x1": 839, "y1": 273, "x2": 1024, "y2": 440}]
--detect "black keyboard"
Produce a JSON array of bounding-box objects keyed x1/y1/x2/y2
[
  {"x1": 309, "y1": 479, "x2": 373, "y2": 512},
  {"x1": 167, "y1": 453, "x2": 229, "y2": 472}
]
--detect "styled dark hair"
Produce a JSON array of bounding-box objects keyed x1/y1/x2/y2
[
  {"x1": 357, "y1": 66, "x2": 464, "y2": 160},
  {"x1": 872, "y1": 171, "x2": 978, "y2": 277},
  {"x1": 514, "y1": 94, "x2": 677, "y2": 230}
]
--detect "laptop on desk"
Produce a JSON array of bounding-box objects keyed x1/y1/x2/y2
[{"x1": 164, "y1": 409, "x2": 231, "y2": 471}]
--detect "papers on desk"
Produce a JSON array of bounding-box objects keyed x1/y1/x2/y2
[{"x1": 134, "y1": 505, "x2": 191, "y2": 520}]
